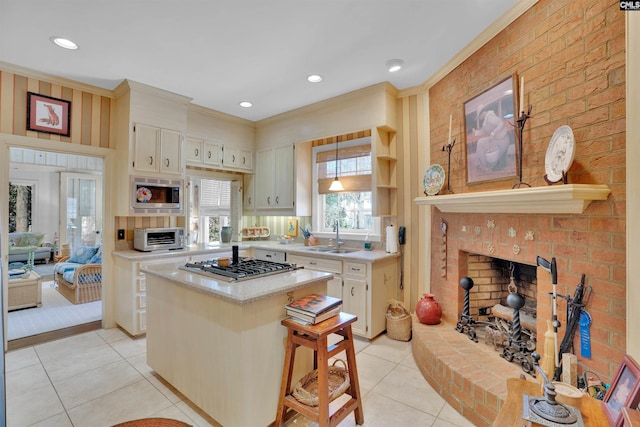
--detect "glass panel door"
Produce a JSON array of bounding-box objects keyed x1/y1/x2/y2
[{"x1": 59, "y1": 173, "x2": 103, "y2": 249}]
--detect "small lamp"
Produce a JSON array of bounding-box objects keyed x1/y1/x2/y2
[{"x1": 329, "y1": 141, "x2": 344, "y2": 192}]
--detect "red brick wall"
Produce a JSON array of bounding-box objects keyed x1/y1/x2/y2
[{"x1": 428, "y1": 0, "x2": 625, "y2": 382}]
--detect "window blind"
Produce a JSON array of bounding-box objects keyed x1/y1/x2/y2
[
  {"x1": 199, "y1": 179, "x2": 231, "y2": 216},
  {"x1": 316, "y1": 143, "x2": 371, "y2": 194}
]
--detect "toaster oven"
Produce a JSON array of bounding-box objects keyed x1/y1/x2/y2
[{"x1": 134, "y1": 228, "x2": 185, "y2": 252}]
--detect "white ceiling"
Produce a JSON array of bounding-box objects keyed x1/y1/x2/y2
[{"x1": 0, "y1": 1, "x2": 518, "y2": 122}]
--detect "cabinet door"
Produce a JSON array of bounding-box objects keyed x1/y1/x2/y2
[
  {"x1": 326, "y1": 276, "x2": 342, "y2": 300},
  {"x1": 243, "y1": 174, "x2": 255, "y2": 211},
  {"x1": 255, "y1": 148, "x2": 274, "y2": 208},
  {"x1": 343, "y1": 277, "x2": 367, "y2": 336},
  {"x1": 203, "y1": 141, "x2": 220, "y2": 166},
  {"x1": 185, "y1": 137, "x2": 203, "y2": 164},
  {"x1": 159, "y1": 129, "x2": 183, "y2": 174},
  {"x1": 273, "y1": 145, "x2": 294, "y2": 208},
  {"x1": 133, "y1": 124, "x2": 159, "y2": 173}
]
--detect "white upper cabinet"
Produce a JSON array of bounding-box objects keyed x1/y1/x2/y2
[
  {"x1": 186, "y1": 137, "x2": 221, "y2": 167},
  {"x1": 222, "y1": 145, "x2": 252, "y2": 171},
  {"x1": 255, "y1": 145, "x2": 294, "y2": 210},
  {"x1": 133, "y1": 124, "x2": 183, "y2": 175}
]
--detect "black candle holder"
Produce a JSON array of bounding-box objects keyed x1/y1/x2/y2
[
  {"x1": 513, "y1": 106, "x2": 532, "y2": 189},
  {"x1": 441, "y1": 138, "x2": 455, "y2": 194}
]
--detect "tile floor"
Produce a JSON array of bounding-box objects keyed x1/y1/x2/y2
[{"x1": 5, "y1": 328, "x2": 475, "y2": 427}]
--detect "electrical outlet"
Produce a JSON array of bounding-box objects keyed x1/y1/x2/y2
[{"x1": 117, "y1": 229, "x2": 125, "y2": 240}]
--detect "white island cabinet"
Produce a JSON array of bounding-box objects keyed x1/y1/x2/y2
[{"x1": 143, "y1": 263, "x2": 331, "y2": 427}]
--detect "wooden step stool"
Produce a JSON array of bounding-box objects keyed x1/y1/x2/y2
[{"x1": 275, "y1": 312, "x2": 364, "y2": 427}]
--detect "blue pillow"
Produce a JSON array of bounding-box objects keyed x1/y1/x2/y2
[
  {"x1": 68, "y1": 245, "x2": 98, "y2": 264},
  {"x1": 89, "y1": 246, "x2": 103, "y2": 264}
]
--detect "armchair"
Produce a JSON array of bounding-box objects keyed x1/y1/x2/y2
[{"x1": 54, "y1": 245, "x2": 102, "y2": 304}]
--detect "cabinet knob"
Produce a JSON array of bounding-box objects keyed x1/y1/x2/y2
[
  {"x1": 267, "y1": 196, "x2": 271, "y2": 205},
  {"x1": 194, "y1": 148, "x2": 199, "y2": 157},
  {"x1": 165, "y1": 158, "x2": 170, "y2": 167},
  {"x1": 351, "y1": 287, "x2": 355, "y2": 296},
  {"x1": 207, "y1": 150, "x2": 212, "y2": 159},
  {"x1": 232, "y1": 154, "x2": 236, "y2": 162},
  {"x1": 149, "y1": 156, "x2": 154, "y2": 165},
  {"x1": 242, "y1": 156, "x2": 246, "y2": 165},
  {"x1": 248, "y1": 197, "x2": 252, "y2": 204},
  {"x1": 275, "y1": 196, "x2": 279, "y2": 204}
]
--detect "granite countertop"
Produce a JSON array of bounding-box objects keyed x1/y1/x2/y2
[
  {"x1": 141, "y1": 261, "x2": 333, "y2": 305},
  {"x1": 113, "y1": 241, "x2": 399, "y2": 262}
]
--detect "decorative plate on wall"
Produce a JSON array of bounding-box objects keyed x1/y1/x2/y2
[
  {"x1": 545, "y1": 125, "x2": 575, "y2": 183},
  {"x1": 423, "y1": 164, "x2": 445, "y2": 196}
]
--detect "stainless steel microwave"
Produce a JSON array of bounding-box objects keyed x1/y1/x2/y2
[
  {"x1": 131, "y1": 176, "x2": 183, "y2": 215},
  {"x1": 134, "y1": 227, "x2": 185, "y2": 252}
]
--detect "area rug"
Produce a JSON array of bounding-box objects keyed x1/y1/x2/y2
[
  {"x1": 7, "y1": 281, "x2": 101, "y2": 340},
  {"x1": 112, "y1": 418, "x2": 192, "y2": 426}
]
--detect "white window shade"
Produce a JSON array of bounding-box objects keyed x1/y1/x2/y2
[
  {"x1": 317, "y1": 143, "x2": 371, "y2": 194},
  {"x1": 199, "y1": 179, "x2": 231, "y2": 216}
]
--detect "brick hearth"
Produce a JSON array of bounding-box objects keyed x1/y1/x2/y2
[{"x1": 411, "y1": 315, "x2": 533, "y2": 427}]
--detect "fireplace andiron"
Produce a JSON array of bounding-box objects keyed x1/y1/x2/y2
[
  {"x1": 501, "y1": 270, "x2": 536, "y2": 377},
  {"x1": 455, "y1": 277, "x2": 492, "y2": 341}
]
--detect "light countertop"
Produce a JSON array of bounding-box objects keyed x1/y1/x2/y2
[{"x1": 140, "y1": 261, "x2": 332, "y2": 305}]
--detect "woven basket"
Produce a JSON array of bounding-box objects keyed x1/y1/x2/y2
[
  {"x1": 292, "y1": 359, "x2": 350, "y2": 407},
  {"x1": 386, "y1": 299, "x2": 412, "y2": 341}
]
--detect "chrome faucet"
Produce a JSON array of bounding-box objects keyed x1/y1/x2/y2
[{"x1": 334, "y1": 219, "x2": 343, "y2": 248}]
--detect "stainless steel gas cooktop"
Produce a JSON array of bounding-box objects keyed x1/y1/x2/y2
[{"x1": 179, "y1": 258, "x2": 299, "y2": 282}]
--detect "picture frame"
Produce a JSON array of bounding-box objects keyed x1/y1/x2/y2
[
  {"x1": 602, "y1": 354, "x2": 640, "y2": 426},
  {"x1": 463, "y1": 74, "x2": 518, "y2": 184},
  {"x1": 286, "y1": 219, "x2": 298, "y2": 237},
  {"x1": 26, "y1": 92, "x2": 71, "y2": 136}
]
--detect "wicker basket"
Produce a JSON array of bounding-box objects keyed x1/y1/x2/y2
[
  {"x1": 386, "y1": 299, "x2": 412, "y2": 341},
  {"x1": 292, "y1": 359, "x2": 350, "y2": 407}
]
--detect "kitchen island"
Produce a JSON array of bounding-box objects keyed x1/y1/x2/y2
[{"x1": 141, "y1": 262, "x2": 333, "y2": 427}]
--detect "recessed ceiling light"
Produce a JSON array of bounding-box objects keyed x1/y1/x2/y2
[
  {"x1": 50, "y1": 36, "x2": 78, "y2": 50},
  {"x1": 307, "y1": 74, "x2": 323, "y2": 83},
  {"x1": 239, "y1": 101, "x2": 253, "y2": 108},
  {"x1": 385, "y1": 59, "x2": 405, "y2": 72}
]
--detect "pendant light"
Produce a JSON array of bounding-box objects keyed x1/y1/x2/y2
[{"x1": 329, "y1": 140, "x2": 344, "y2": 191}]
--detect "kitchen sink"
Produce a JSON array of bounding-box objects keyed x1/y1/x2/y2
[{"x1": 301, "y1": 247, "x2": 359, "y2": 254}]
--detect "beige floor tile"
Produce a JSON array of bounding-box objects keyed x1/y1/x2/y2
[
  {"x1": 96, "y1": 326, "x2": 130, "y2": 343},
  {"x1": 360, "y1": 390, "x2": 438, "y2": 427},
  {"x1": 362, "y1": 334, "x2": 413, "y2": 363},
  {"x1": 7, "y1": 382, "x2": 65, "y2": 427},
  {"x1": 400, "y1": 349, "x2": 419, "y2": 369},
  {"x1": 371, "y1": 363, "x2": 445, "y2": 417},
  {"x1": 66, "y1": 378, "x2": 173, "y2": 427},
  {"x1": 6, "y1": 363, "x2": 50, "y2": 397},
  {"x1": 28, "y1": 412, "x2": 73, "y2": 427},
  {"x1": 436, "y1": 402, "x2": 477, "y2": 427},
  {"x1": 352, "y1": 352, "x2": 397, "y2": 392},
  {"x1": 148, "y1": 373, "x2": 185, "y2": 404},
  {"x1": 37, "y1": 341, "x2": 124, "y2": 383},
  {"x1": 5, "y1": 347, "x2": 40, "y2": 372},
  {"x1": 126, "y1": 353, "x2": 155, "y2": 378},
  {"x1": 53, "y1": 359, "x2": 144, "y2": 409},
  {"x1": 109, "y1": 334, "x2": 147, "y2": 358}
]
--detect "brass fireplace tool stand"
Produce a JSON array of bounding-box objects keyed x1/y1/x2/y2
[{"x1": 513, "y1": 106, "x2": 532, "y2": 189}]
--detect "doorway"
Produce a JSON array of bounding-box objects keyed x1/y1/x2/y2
[{"x1": 6, "y1": 147, "x2": 104, "y2": 346}]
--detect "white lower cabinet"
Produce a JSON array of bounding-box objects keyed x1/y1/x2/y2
[
  {"x1": 114, "y1": 255, "x2": 187, "y2": 336},
  {"x1": 287, "y1": 254, "x2": 398, "y2": 339}
]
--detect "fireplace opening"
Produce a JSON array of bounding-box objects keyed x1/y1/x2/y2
[{"x1": 463, "y1": 254, "x2": 539, "y2": 363}]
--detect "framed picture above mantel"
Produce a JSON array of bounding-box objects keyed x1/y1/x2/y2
[
  {"x1": 26, "y1": 92, "x2": 71, "y2": 137},
  {"x1": 463, "y1": 74, "x2": 518, "y2": 185}
]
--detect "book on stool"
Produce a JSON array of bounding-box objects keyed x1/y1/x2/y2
[{"x1": 285, "y1": 293, "x2": 342, "y2": 324}]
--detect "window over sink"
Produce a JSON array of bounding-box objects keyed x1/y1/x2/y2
[{"x1": 313, "y1": 138, "x2": 380, "y2": 239}]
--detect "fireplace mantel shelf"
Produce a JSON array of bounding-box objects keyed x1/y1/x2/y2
[{"x1": 413, "y1": 184, "x2": 611, "y2": 214}]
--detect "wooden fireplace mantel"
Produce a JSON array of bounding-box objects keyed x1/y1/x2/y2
[{"x1": 413, "y1": 184, "x2": 611, "y2": 214}]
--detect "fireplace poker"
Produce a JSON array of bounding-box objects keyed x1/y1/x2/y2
[
  {"x1": 558, "y1": 274, "x2": 589, "y2": 364},
  {"x1": 536, "y1": 256, "x2": 561, "y2": 381}
]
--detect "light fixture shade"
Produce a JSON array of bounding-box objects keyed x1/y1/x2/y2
[
  {"x1": 385, "y1": 59, "x2": 404, "y2": 72},
  {"x1": 329, "y1": 177, "x2": 344, "y2": 192}
]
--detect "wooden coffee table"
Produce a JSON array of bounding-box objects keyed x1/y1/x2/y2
[{"x1": 8, "y1": 270, "x2": 42, "y2": 311}]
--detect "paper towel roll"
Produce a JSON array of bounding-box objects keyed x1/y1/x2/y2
[{"x1": 386, "y1": 225, "x2": 398, "y2": 253}]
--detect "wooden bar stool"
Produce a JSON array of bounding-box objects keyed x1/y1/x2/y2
[{"x1": 275, "y1": 312, "x2": 364, "y2": 427}]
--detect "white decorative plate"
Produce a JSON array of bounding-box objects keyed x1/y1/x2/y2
[
  {"x1": 136, "y1": 186, "x2": 152, "y2": 202},
  {"x1": 423, "y1": 164, "x2": 445, "y2": 196},
  {"x1": 545, "y1": 125, "x2": 575, "y2": 183}
]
